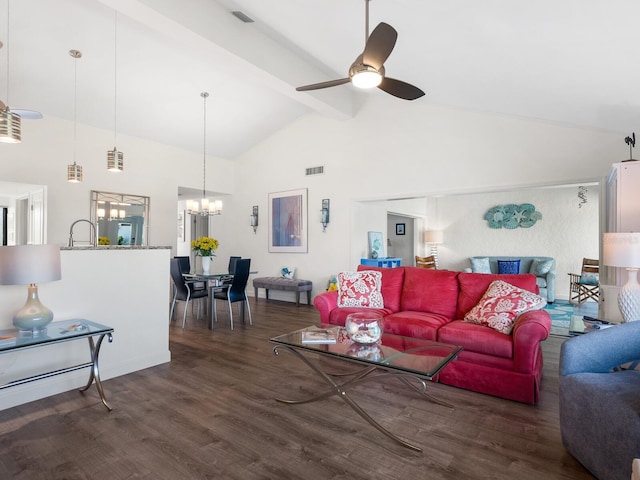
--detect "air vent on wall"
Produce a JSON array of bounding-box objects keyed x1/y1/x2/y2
[
  {"x1": 232, "y1": 11, "x2": 255, "y2": 23},
  {"x1": 305, "y1": 166, "x2": 324, "y2": 176}
]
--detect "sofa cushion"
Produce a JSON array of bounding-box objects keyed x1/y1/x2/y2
[
  {"x1": 337, "y1": 271, "x2": 383, "y2": 308},
  {"x1": 470, "y1": 257, "x2": 491, "y2": 274},
  {"x1": 438, "y1": 320, "x2": 514, "y2": 358},
  {"x1": 400, "y1": 267, "x2": 459, "y2": 319},
  {"x1": 463, "y1": 280, "x2": 546, "y2": 334},
  {"x1": 456, "y1": 272, "x2": 539, "y2": 319},
  {"x1": 530, "y1": 258, "x2": 553, "y2": 276},
  {"x1": 357, "y1": 264, "x2": 405, "y2": 313},
  {"x1": 384, "y1": 311, "x2": 450, "y2": 341},
  {"x1": 497, "y1": 259, "x2": 521, "y2": 275}
]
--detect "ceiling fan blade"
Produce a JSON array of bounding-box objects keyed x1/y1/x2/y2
[
  {"x1": 296, "y1": 78, "x2": 351, "y2": 92},
  {"x1": 378, "y1": 77, "x2": 425, "y2": 100},
  {"x1": 12, "y1": 109, "x2": 43, "y2": 119},
  {"x1": 362, "y1": 22, "x2": 397, "y2": 70}
]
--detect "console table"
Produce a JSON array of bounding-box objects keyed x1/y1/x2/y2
[
  {"x1": 360, "y1": 257, "x2": 402, "y2": 268},
  {"x1": 0, "y1": 319, "x2": 114, "y2": 411}
]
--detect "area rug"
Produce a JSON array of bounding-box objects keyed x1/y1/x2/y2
[{"x1": 544, "y1": 300, "x2": 598, "y2": 337}]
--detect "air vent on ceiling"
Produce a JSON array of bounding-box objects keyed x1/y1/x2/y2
[
  {"x1": 305, "y1": 166, "x2": 324, "y2": 176},
  {"x1": 231, "y1": 11, "x2": 255, "y2": 23}
]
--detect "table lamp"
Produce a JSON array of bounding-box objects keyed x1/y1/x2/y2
[
  {"x1": 0, "y1": 244, "x2": 62, "y2": 333},
  {"x1": 603, "y1": 232, "x2": 640, "y2": 323}
]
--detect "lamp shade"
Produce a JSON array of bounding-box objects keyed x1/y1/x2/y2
[
  {"x1": 603, "y1": 233, "x2": 640, "y2": 268},
  {"x1": 0, "y1": 244, "x2": 61, "y2": 285},
  {"x1": 424, "y1": 230, "x2": 444, "y2": 244}
]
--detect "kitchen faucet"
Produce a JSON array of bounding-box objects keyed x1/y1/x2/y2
[{"x1": 68, "y1": 219, "x2": 97, "y2": 247}]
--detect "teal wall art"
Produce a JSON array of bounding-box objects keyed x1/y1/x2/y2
[{"x1": 484, "y1": 204, "x2": 542, "y2": 229}]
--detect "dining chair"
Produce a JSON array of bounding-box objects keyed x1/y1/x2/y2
[
  {"x1": 212, "y1": 258, "x2": 252, "y2": 330},
  {"x1": 416, "y1": 255, "x2": 437, "y2": 269},
  {"x1": 228, "y1": 256, "x2": 241, "y2": 274},
  {"x1": 169, "y1": 258, "x2": 209, "y2": 328}
]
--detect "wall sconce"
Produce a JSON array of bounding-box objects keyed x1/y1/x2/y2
[
  {"x1": 321, "y1": 199, "x2": 330, "y2": 232},
  {"x1": 250, "y1": 205, "x2": 258, "y2": 234}
]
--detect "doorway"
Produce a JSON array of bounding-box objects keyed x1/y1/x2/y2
[{"x1": 387, "y1": 213, "x2": 415, "y2": 267}]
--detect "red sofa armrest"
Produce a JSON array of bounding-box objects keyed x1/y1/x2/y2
[
  {"x1": 313, "y1": 290, "x2": 339, "y2": 324},
  {"x1": 512, "y1": 309, "x2": 551, "y2": 373}
]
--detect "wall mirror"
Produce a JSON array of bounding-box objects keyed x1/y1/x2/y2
[{"x1": 90, "y1": 190, "x2": 150, "y2": 246}]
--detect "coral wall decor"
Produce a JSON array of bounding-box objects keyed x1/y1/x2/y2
[{"x1": 484, "y1": 204, "x2": 542, "y2": 229}]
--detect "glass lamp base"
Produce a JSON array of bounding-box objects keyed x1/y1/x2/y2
[{"x1": 13, "y1": 284, "x2": 54, "y2": 334}]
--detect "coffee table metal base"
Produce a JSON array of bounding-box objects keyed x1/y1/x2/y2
[{"x1": 273, "y1": 344, "x2": 453, "y2": 452}]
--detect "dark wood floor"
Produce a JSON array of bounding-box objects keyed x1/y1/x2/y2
[{"x1": 0, "y1": 299, "x2": 594, "y2": 480}]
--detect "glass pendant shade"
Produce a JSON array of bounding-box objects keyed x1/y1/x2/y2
[
  {"x1": 67, "y1": 49, "x2": 83, "y2": 182},
  {"x1": 0, "y1": 106, "x2": 21, "y2": 143},
  {"x1": 107, "y1": 148, "x2": 124, "y2": 172},
  {"x1": 67, "y1": 162, "x2": 83, "y2": 183}
]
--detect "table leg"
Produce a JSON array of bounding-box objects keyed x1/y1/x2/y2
[
  {"x1": 273, "y1": 345, "x2": 432, "y2": 452},
  {"x1": 79, "y1": 333, "x2": 113, "y2": 411}
]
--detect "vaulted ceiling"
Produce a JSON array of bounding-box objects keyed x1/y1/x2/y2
[{"x1": 2, "y1": 0, "x2": 639, "y2": 159}]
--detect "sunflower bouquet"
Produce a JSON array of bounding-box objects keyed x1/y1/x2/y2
[{"x1": 191, "y1": 236, "x2": 219, "y2": 257}]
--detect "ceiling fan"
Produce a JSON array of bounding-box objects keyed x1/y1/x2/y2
[{"x1": 296, "y1": 0, "x2": 425, "y2": 101}]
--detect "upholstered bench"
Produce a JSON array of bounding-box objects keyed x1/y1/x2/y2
[{"x1": 253, "y1": 277, "x2": 313, "y2": 306}]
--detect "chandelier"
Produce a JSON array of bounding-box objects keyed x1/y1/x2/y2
[{"x1": 186, "y1": 92, "x2": 222, "y2": 216}]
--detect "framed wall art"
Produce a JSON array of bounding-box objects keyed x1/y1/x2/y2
[
  {"x1": 269, "y1": 188, "x2": 308, "y2": 253},
  {"x1": 395, "y1": 223, "x2": 406, "y2": 235}
]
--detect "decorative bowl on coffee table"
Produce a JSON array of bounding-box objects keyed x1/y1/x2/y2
[{"x1": 345, "y1": 312, "x2": 384, "y2": 345}]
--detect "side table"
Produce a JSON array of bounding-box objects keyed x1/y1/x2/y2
[{"x1": 0, "y1": 319, "x2": 114, "y2": 411}]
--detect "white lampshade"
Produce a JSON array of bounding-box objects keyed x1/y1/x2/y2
[
  {"x1": 0, "y1": 244, "x2": 61, "y2": 285},
  {"x1": 603, "y1": 232, "x2": 640, "y2": 268},
  {"x1": 424, "y1": 230, "x2": 444, "y2": 244}
]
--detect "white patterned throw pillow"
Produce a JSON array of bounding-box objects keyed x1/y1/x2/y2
[
  {"x1": 337, "y1": 271, "x2": 384, "y2": 308},
  {"x1": 464, "y1": 280, "x2": 546, "y2": 334}
]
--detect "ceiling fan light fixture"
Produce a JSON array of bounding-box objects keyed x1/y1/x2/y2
[
  {"x1": 0, "y1": 105, "x2": 21, "y2": 143},
  {"x1": 351, "y1": 66, "x2": 383, "y2": 89}
]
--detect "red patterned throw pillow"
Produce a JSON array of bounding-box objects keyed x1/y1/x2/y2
[
  {"x1": 337, "y1": 271, "x2": 384, "y2": 308},
  {"x1": 464, "y1": 280, "x2": 546, "y2": 334}
]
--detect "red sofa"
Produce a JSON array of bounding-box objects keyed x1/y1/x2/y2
[{"x1": 313, "y1": 265, "x2": 551, "y2": 404}]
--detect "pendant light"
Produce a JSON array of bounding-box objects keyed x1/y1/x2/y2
[
  {"x1": 0, "y1": 0, "x2": 21, "y2": 143},
  {"x1": 107, "y1": 11, "x2": 123, "y2": 172},
  {"x1": 67, "y1": 49, "x2": 83, "y2": 183},
  {"x1": 186, "y1": 92, "x2": 222, "y2": 216}
]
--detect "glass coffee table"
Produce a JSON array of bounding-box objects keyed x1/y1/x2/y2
[{"x1": 270, "y1": 324, "x2": 462, "y2": 452}]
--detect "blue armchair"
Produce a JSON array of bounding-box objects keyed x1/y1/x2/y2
[{"x1": 559, "y1": 322, "x2": 640, "y2": 480}]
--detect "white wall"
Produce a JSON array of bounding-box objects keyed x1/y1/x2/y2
[{"x1": 232, "y1": 95, "x2": 619, "y2": 301}]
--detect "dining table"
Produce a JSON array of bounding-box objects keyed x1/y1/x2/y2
[{"x1": 182, "y1": 271, "x2": 257, "y2": 327}]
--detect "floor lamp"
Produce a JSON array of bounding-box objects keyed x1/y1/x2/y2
[
  {"x1": 424, "y1": 230, "x2": 443, "y2": 269},
  {"x1": 603, "y1": 232, "x2": 640, "y2": 323}
]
